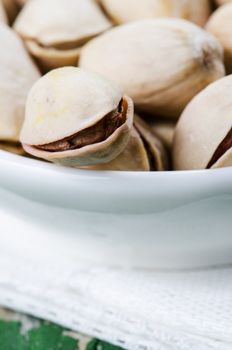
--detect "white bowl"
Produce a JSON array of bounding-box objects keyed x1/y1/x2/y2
[{"x1": 0, "y1": 150, "x2": 232, "y2": 269}]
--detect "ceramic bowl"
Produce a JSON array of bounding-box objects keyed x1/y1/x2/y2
[{"x1": 0, "y1": 150, "x2": 231, "y2": 269}]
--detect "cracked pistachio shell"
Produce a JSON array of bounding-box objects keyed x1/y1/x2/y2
[
  {"x1": 85, "y1": 115, "x2": 168, "y2": 171},
  {"x1": 149, "y1": 119, "x2": 176, "y2": 151},
  {"x1": 2, "y1": 0, "x2": 19, "y2": 24},
  {"x1": 207, "y1": 3, "x2": 232, "y2": 73},
  {"x1": 15, "y1": 0, "x2": 28, "y2": 6},
  {"x1": 173, "y1": 75, "x2": 232, "y2": 170},
  {"x1": 0, "y1": 142, "x2": 25, "y2": 155},
  {"x1": 101, "y1": 0, "x2": 211, "y2": 27},
  {"x1": 20, "y1": 67, "x2": 134, "y2": 167},
  {"x1": 0, "y1": 24, "x2": 40, "y2": 142},
  {"x1": 215, "y1": 0, "x2": 232, "y2": 5},
  {"x1": 133, "y1": 115, "x2": 169, "y2": 170},
  {"x1": 14, "y1": 0, "x2": 112, "y2": 72},
  {"x1": 80, "y1": 19, "x2": 225, "y2": 119},
  {"x1": 0, "y1": 1, "x2": 7, "y2": 23}
]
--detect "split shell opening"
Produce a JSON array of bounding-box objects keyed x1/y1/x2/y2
[
  {"x1": 14, "y1": 0, "x2": 112, "y2": 72},
  {"x1": 173, "y1": 75, "x2": 232, "y2": 170},
  {"x1": 20, "y1": 67, "x2": 134, "y2": 167}
]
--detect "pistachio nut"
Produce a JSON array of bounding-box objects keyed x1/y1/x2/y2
[
  {"x1": 20, "y1": 67, "x2": 134, "y2": 167},
  {"x1": 100, "y1": 0, "x2": 211, "y2": 27},
  {"x1": 207, "y1": 3, "x2": 232, "y2": 73},
  {"x1": 0, "y1": 1, "x2": 7, "y2": 23},
  {"x1": 2, "y1": 0, "x2": 19, "y2": 24},
  {"x1": 15, "y1": 0, "x2": 28, "y2": 6},
  {"x1": 149, "y1": 119, "x2": 176, "y2": 151},
  {"x1": 0, "y1": 24, "x2": 40, "y2": 142},
  {"x1": 215, "y1": 0, "x2": 231, "y2": 5},
  {"x1": 85, "y1": 115, "x2": 168, "y2": 171},
  {"x1": 173, "y1": 75, "x2": 232, "y2": 170},
  {"x1": 14, "y1": 0, "x2": 112, "y2": 72},
  {"x1": 80, "y1": 19, "x2": 225, "y2": 119},
  {"x1": 0, "y1": 142, "x2": 25, "y2": 156}
]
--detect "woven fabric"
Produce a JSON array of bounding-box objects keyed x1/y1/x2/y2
[{"x1": 0, "y1": 206, "x2": 232, "y2": 350}]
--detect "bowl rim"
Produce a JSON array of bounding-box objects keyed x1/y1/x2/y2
[
  {"x1": 0, "y1": 149, "x2": 231, "y2": 214},
  {"x1": 0, "y1": 149, "x2": 232, "y2": 179}
]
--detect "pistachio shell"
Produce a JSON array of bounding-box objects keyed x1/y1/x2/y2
[
  {"x1": 14, "y1": 0, "x2": 112, "y2": 71},
  {"x1": 21, "y1": 67, "x2": 124, "y2": 144},
  {"x1": 0, "y1": 24, "x2": 40, "y2": 142},
  {"x1": 25, "y1": 40, "x2": 82, "y2": 72},
  {"x1": 149, "y1": 119, "x2": 176, "y2": 151},
  {"x1": 86, "y1": 116, "x2": 168, "y2": 171},
  {"x1": 21, "y1": 67, "x2": 134, "y2": 167},
  {"x1": 207, "y1": 3, "x2": 232, "y2": 73},
  {"x1": 101, "y1": 0, "x2": 211, "y2": 27},
  {"x1": 173, "y1": 75, "x2": 232, "y2": 170},
  {"x1": 212, "y1": 148, "x2": 232, "y2": 168},
  {"x1": 215, "y1": 0, "x2": 232, "y2": 5},
  {"x1": 80, "y1": 19, "x2": 225, "y2": 119},
  {"x1": 84, "y1": 127, "x2": 150, "y2": 171},
  {"x1": 2, "y1": 0, "x2": 19, "y2": 24},
  {"x1": 0, "y1": 142, "x2": 25, "y2": 155},
  {"x1": 134, "y1": 115, "x2": 168, "y2": 171},
  {"x1": 0, "y1": 1, "x2": 7, "y2": 23},
  {"x1": 15, "y1": 0, "x2": 28, "y2": 6}
]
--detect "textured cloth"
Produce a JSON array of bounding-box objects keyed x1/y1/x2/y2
[{"x1": 0, "y1": 205, "x2": 232, "y2": 350}]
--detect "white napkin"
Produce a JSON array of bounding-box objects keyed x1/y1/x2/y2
[{"x1": 0, "y1": 204, "x2": 232, "y2": 350}]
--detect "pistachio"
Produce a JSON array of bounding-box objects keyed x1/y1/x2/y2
[
  {"x1": 215, "y1": 0, "x2": 232, "y2": 5},
  {"x1": 15, "y1": 0, "x2": 28, "y2": 6},
  {"x1": 100, "y1": 0, "x2": 211, "y2": 27},
  {"x1": 2, "y1": 0, "x2": 19, "y2": 24},
  {"x1": 173, "y1": 75, "x2": 232, "y2": 170},
  {"x1": 0, "y1": 142, "x2": 25, "y2": 156},
  {"x1": 0, "y1": 1, "x2": 7, "y2": 23},
  {"x1": 0, "y1": 24, "x2": 40, "y2": 142},
  {"x1": 134, "y1": 115, "x2": 168, "y2": 170},
  {"x1": 206, "y1": 3, "x2": 232, "y2": 73},
  {"x1": 149, "y1": 119, "x2": 176, "y2": 152},
  {"x1": 85, "y1": 115, "x2": 168, "y2": 171},
  {"x1": 80, "y1": 19, "x2": 225, "y2": 119},
  {"x1": 14, "y1": 0, "x2": 112, "y2": 72},
  {"x1": 20, "y1": 67, "x2": 134, "y2": 167}
]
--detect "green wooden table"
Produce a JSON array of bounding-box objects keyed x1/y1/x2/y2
[{"x1": 0, "y1": 308, "x2": 123, "y2": 350}]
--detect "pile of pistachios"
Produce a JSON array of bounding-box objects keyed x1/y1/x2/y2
[{"x1": 0, "y1": 0, "x2": 231, "y2": 171}]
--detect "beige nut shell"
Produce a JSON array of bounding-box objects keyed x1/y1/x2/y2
[
  {"x1": 0, "y1": 1, "x2": 7, "y2": 23},
  {"x1": 173, "y1": 75, "x2": 232, "y2": 170},
  {"x1": 83, "y1": 116, "x2": 168, "y2": 171},
  {"x1": 215, "y1": 0, "x2": 232, "y2": 5},
  {"x1": 23, "y1": 95, "x2": 134, "y2": 167},
  {"x1": 15, "y1": 0, "x2": 28, "y2": 6},
  {"x1": 80, "y1": 19, "x2": 225, "y2": 119},
  {"x1": 0, "y1": 142, "x2": 25, "y2": 156},
  {"x1": 83, "y1": 127, "x2": 151, "y2": 171},
  {"x1": 21, "y1": 67, "x2": 134, "y2": 167},
  {"x1": 206, "y1": 3, "x2": 232, "y2": 73},
  {"x1": 134, "y1": 115, "x2": 168, "y2": 171},
  {"x1": 24, "y1": 40, "x2": 82, "y2": 72},
  {"x1": 0, "y1": 24, "x2": 40, "y2": 142},
  {"x1": 101, "y1": 0, "x2": 211, "y2": 27},
  {"x1": 149, "y1": 119, "x2": 176, "y2": 151},
  {"x1": 20, "y1": 67, "x2": 125, "y2": 145},
  {"x1": 14, "y1": 0, "x2": 111, "y2": 71},
  {"x1": 2, "y1": 0, "x2": 19, "y2": 24}
]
